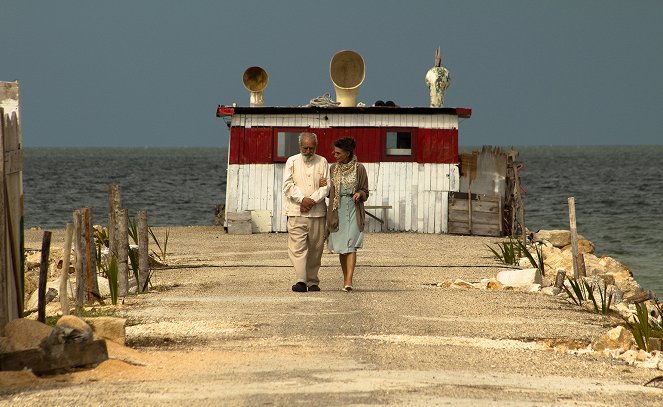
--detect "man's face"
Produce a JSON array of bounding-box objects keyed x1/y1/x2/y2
[{"x1": 300, "y1": 138, "x2": 316, "y2": 159}]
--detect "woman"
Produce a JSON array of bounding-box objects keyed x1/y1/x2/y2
[{"x1": 326, "y1": 137, "x2": 369, "y2": 292}]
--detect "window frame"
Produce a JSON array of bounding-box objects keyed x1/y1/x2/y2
[
  {"x1": 380, "y1": 127, "x2": 417, "y2": 162},
  {"x1": 272, "y1": 127, "x2": 309, "y2": 162}
]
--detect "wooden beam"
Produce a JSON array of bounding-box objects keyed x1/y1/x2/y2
[
  {"x1": 37, "y1": 231, "x2": 52, "y2": 323},
  {"x1": 0, "y1": 340, "x2": 108, "y2": 375}
]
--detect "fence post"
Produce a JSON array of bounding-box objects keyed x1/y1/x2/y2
[
  {"x1": 138, "y1": 209, "x2": 149, "y2": 292},
  {"x1": 117, "y1": 208, "x2": 129, "y2": 297},
  {"x1": 108, "y1": 184, "x2": 121, "y2": 259},
  {"x1": 73, "y1": 210, "x2": 85, "y2": 314},
  {"x1": 0, "y1": 108, "x2": 6, "y2": 328},
  {"x1": 554, "y1": 269, "x2": 566, "y2": 289},
  {"x1": 59, "y1": 223, "x2": 74, "y2": 316},
  {"x1": 82, "y1": 208, "x2": 100, "y2": 303},
  {"x1": 567, "y1": 197, "x2": 580, "y2": 280},
  {"x1": 37, "y1": 231, "x2": 52, "y2": 323}
]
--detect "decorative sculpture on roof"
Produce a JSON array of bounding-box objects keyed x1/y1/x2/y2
[{"x1": 425, "y1": 47, "x2": 451, "y2": 107}]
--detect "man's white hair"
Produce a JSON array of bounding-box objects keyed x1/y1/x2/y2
[{"x1": 299, "y1": 132, "x2": 318, "y2": 145}]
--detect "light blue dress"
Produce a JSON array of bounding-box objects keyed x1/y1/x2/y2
[{"x1": 328, "y1": 183, "x2": 364, "y2": 254}]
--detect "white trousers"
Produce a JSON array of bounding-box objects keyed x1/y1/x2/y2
[{"x1": 287, "y1": 216, "x2": 326, "y2": 286}]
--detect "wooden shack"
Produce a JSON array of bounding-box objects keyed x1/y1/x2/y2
[{"x1": 217, "y1": 105, "x2": 472, "y2": 233}]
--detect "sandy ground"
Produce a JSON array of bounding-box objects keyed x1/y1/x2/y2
[{"x1": 2, "y1": 227, "x2": 663, "y2": 406}]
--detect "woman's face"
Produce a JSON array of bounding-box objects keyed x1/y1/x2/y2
[{"x1": 332, "y1": 147, "x2": 350, "y2": 164}]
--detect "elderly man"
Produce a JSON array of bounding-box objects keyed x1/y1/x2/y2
[{"x1": 283, "y1": 132, "x2": 330, "y2": 292}]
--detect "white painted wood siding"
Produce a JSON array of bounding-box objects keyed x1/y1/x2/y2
[
  {"x1": 232, "y1": 112, "x2": 459, "y2": 129},
  {"x1": 226, "y1": 162, "x2": 459, "y2": 233}
]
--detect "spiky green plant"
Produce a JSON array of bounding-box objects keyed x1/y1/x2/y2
[
  {"x1": 626, "y1": 302, "x2": 652, "y2": 351},
  {"x1": 517, "y1": 241, "x2": 546, "y2": 276},
  {"x1": 596, "y1": 281, "x2": 614, "y2": 315},
  {"x1": 128, "y1": 217, "x2": 139, "y2": 246},
  {"x1": 107, "y1": 256, "x2": 119, "y2": 305},
  {"x1": 149, "y1": 226, "x2": 170, "y2": 264},
  {"x1": 487, "y1": 238, "x2": 522, "y2": 266},
  {"x1": 563, "y1": 276, "x2": 586, "y2": 306}
]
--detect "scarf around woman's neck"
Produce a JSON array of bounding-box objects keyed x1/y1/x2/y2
[{"x1": 331, "y1": 156, "x2": 358, "y2": 211}]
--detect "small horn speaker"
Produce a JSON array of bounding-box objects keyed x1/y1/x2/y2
[
  {"x1": 242, "y1": 66, "x2": 268, "y2": 107},
  {"x1": 330, "y1": 50, "x2": 365, "y2": 107}
]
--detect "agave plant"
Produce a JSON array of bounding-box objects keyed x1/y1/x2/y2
[{"x1": 486, "y1": 238, "x2": 522, "y2": 266}]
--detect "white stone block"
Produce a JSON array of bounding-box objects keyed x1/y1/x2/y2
[{"x1": 496, "y1": 268, "x2": 542, "y2": 288}]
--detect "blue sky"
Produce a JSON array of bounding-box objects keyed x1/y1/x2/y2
[{"x1": 2, "y1": 1, "x2": 661, "y2": 147}]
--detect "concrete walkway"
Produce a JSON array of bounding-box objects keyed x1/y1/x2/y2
[{"x1": 7, "y1": 227, "x2": 663, "y2": 406}]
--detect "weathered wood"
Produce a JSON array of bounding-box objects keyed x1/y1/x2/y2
[
  {"x1": 117, "y1": 208, "x2": 129, "y2": 297},
  {"x1": 0, "y1": 84, "x2": 24, "y2": 327},
  {"x1": 0, "y1": 339, "x2": 108, "y2": 375},
  {"x1": 108, "y1": 184, "x2": 121, "y2": 258},
  {"x1": 568, "y1": 197, "x2": 580, "y2": 279},
  {"x1": 554, "y1": 269, "x2": 566, "y2": 289},
  {"x1": 37, "y1": 231, "x2": 52, "y2": 323},
  {"x1": 138, "y1": 209, "x2": 149, "y2": 292},
  {"x1": 59, "y1": 223, "x2": 74, "y2": 315},
  {"x1": 73, "y1": 210, "x2": 85, "y2": 314},
  {"x1": 82, "y1": 208, "x2": 100, "y2": 303},
  {"x1": 0, "y1": 108, "x2": 7, "y2": 328},
  {"x1": 577, "y1": 252, "x2": 587, "y2": 278}
]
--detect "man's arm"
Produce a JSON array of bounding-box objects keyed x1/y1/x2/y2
[
  {"x1": 282, "y1": 157, "x2": 305, "y2": 204},
  {"x1": 309, "y1": 159, "x2": 331, "y2": 203}
]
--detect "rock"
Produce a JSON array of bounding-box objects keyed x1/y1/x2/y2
[
  {"x1": 25, "y1": 286, "x2": 59, "y2": 312},
  {"x1": 56, "y1": 315, "x2": 93, "y2": 341},
  {"x1": 486, "y1": 280, "x2": 503, "y2": 290},
  {"x1": 2, "y1": 319, "x2": 53, "y2": 351},
  {"x1": 528, "y1": 284, "x2": 542, "y2": 292},
  {"x1": 591, "y1": 326, "x2": 634, "y2": 352},
  {"x1": 541, "y1": 286, "x2": 561, "y2": 296},
  {"x1": 0, "y1": 336, "x2": 14, "y2": 353},
  {"x1": 562, "y1": 238, "x2": 595, "y2": 254},
  {"x1": 450, "y1": 279, "x2": 477, "y2": 289},
  {"x1": 621, "y1": 349, "x2": 638, "y2": 364},
  {"x1": 25, "y1": 252, "x2": 42, "y2": 269},
  {"x1": 599, "y1": 256, "x2": 634, "y2": 283},
  {"x1": 533, "y1": 229, "x2": 571, "y2": 248},
  {"x1": 496, "y1": 268, "x2": 542, "y2": 288},
  {"x1": 85, "y1": 317, "x2": 127, "y2": 345}
]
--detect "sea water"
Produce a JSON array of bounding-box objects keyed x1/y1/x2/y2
[{"x1": 22, "y1": 146, "x2": 663, "y2": 296}]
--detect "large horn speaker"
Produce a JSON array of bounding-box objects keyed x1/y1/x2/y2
[
  {"x1": 330, "y1": 50, "x2": 365, "y2": 107},
  {"x1": 242, "y1": 66, "x2": 269, "y2": 107}
]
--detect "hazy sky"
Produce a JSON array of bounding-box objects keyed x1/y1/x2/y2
[{"x1": 2, "y1": 1, "x2": 661, "y2": 147}]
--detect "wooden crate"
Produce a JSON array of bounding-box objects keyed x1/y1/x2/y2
[{"x1": 448, "y1": 192, "x2": 502, "y2": 237}]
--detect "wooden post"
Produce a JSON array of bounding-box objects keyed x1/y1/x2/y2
[
  {"x1": 82, "y1": 208, "x2": 100, "y2": 303},
  {"x1": 117, "y1": 208, "x2": 129, "y2": 297},
  {"x1": 59, "y1": 223, "x2": 74, "y2": 316},
  {"x1": 568, "y1": 197, "x2": 580, "y2": 280},
  {"x1": 108, "y1": 184, "x2": 121, "y2": 259},
  {"x1": 138, "y1": 209, "x2": 149, "y2": 293},
  {"x1": 37, "y1": 231, "x2": 52, "y2": 323},
  {"x1": 0, "y1": 109, "x2": 7, "y2": 328},
  {"x1": 577, "y1": 252, "x2": 587, "y2": 278},
  {"x1": 554, "y1": 269, "x2": 566, "y2": 289},
  {"x1": 73, "y1": 210, "x2": 85, "y2": 314}
]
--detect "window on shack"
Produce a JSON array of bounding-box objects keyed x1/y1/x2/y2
[
  {"x1": 382, "y1": 129, "x2": 415, "y2": 162},
  {"x1": 274, "y1": 130, "x2": 303, "y2": 162}
]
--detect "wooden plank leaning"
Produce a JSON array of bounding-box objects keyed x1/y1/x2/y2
[
  {"x1": 0, "y1": 108, "x2": 7, "y2": 328},
  {"x1": 59, "y1": 223, "x2": 74, "y2": 316},
  {"x1": 37, "y1": 231, "x2": 52, "y2": 323}
]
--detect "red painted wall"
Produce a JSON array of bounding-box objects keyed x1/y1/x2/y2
[{"x1": 228, "y1": 126, "x2": 458, "y2": 164}]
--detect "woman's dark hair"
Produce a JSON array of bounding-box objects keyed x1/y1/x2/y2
[{"x1": 333, "y1": 137, "x2": 356, "y2": 159}]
